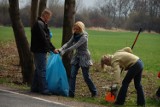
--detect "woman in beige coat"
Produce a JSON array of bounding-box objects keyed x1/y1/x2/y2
[{"x1": 101, "y1": 47, "x2": 145, "y2": 106}]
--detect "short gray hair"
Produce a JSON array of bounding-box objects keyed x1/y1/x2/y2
[{"x1": 41, "y1": 9, "x2": 52, "y2": 17}]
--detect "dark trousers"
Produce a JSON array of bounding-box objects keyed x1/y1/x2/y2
[
  {"x1": 156, "y1": 87, "x2": 160, "y2": 97},
  {"x1": 115, "y1": 59, "x2": 145, "y2": 106},
  {"x1": 69, "y1": 64, "x2": 97, "y2": 97},
  {"x1": 31, "y1": 53, "x2": 48, "y2": 93}
]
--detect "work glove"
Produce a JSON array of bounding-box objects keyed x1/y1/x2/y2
[
  {"x1": 110, "y1": 84, "x2": 119, "y2": 97},
  {"x1": 158, "y1": 72, "x2": 160, "y2": 78}
]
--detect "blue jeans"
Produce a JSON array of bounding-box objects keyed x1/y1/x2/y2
[
  {"x1": 69, "y1": 64, "x2": 97, "y2": 97},
  {"x1": 31, "y1": 53, "x2": 48, "y2": 93},
  {"x1": 156, "y1": 87, "x2": 160, "y2": 97},
  {"x1": 115, "y1": 59, "x2": 145, "y2": 106}
]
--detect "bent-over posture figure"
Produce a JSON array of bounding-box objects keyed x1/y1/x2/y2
[{"x1": 101, "y1": 47, "x2": 145, "y2": 106}]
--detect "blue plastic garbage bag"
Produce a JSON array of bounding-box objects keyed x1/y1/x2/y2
[{"x1": 46, "y1": 52, "x2": 69, "y2": 96}]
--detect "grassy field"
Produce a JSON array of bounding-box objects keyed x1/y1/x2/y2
[
  {"x1": 87, "y1": 30, "x2": 160, "y2": 73},
  {"x1": 0, "y1": 26, "x2": 160, "y2": 106},
  {"x1": 1, "y1": 26, "x2": 159, "y2": 73}
]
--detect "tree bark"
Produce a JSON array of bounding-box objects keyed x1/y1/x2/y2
[
  {"x1": 38, "y1": 0, "x2": 47, "y2": 17},
  {"x1": 62, "y1": 0, "x2": 75, "y2": 78},
  {"x1": 8, "y1": 0, "x2": 34, "y2": 85},
  {"x1": 31, "y1": 0, "x2": 39, "y2": 27}
]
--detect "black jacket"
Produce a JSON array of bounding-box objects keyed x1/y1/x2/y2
[{"x1": 31, "y1": 17, "x2": 55, "y2": 53}]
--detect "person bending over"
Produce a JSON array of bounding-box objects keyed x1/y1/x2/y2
[{"x1": 101, "y1": 47, "x2": 145, "y2": 106}]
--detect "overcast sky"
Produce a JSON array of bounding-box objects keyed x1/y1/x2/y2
[
  {"x1": 19, "y1": 0, "x2": 97, "y2": 8},
  {"x1": 83, "y1": 0, "x2": 97, "y2": 7},
  {"x1": 59, "y1": 0, "x2": 97, "y2": 7}
]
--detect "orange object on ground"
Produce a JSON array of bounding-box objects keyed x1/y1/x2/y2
[
  {"x1": 158, "y1": 72, "x2": 160, "y2": 78},
  {"x1": 105, "y1": 92, "x2": 115, "y2": 103}
]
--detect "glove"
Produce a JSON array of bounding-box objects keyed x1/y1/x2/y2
[
  {"x1": 158, "y1": 72, "x2": 160, "y2": 78},
  {"x1": 110, "y1": 84, "x2": 119, "y2": 97},
  {"x1": 110, "y1": 84, "x2": 118, "y2": 92},
  {"x1": 49, "y1": 32, "x2": 53, "y2": 38}
]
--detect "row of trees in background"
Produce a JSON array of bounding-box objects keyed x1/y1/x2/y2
[
  {"x1": 0, "y1": 0, "x2": 160, "y2": 33},
  {"x1": 79, "y1": 0, "x2": 160, "y2": 32}
]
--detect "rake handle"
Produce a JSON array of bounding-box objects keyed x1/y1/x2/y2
[{"x1": 131, "y1": 28, "x2": 142, "y2": 50}]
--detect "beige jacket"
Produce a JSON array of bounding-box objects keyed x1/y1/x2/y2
[{"x1": 110, "y1": 47, "x2": 139, "y2": 83}]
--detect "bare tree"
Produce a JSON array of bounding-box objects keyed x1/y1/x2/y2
[
  {"x1": 8, "y1": 0, "x2": 34, "y2": 85},
  {"x1": 47, "y1": 0, "x2": 64, "y2": 27},
  {"x1": 38, "y1": 0, "x2": 47, "y2": 16},
  {"x1": 48, "y1": 0, "x2": 61, "y2": 8},
  {"x1": 62, "y1": 0, "x2": 75, "y2": 77},
  {"x1": 75, "y1": 0, "x2": 83, "y2": 13},
  {"x1": 30, "y1": 0, "x2": 47, "y2": 27},
  {"x1": 0, "y1": 0, "x2": 10, "y2": 25},
  {"x1": 31, "y1": 0, "x2": 39, "y2": 27},
  {"x1": 121, "y1": 0, "x2": 133, "y2": 20}
]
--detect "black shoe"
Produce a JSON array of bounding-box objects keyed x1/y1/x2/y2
[
  {"x1": 69, "y1": 94, "x2": 74, "y2": 98},
  {"x1": 114, "y1": 101, "x2": 124, "y2": 105},
  {"x1": 69, "y1": 95, "x2": 74, "y2": 98},
  {"x1": 137, "y1": 104, "x2": 145, "y2": 107},
  {"x1": 91, "y1": 93, "x2": 97, "y2": 97},
  {"x1": 31, "y1": 89, "x2": 39, "y2": 93},
  {"x1": 41, "y1": 90, "x2": 52, "y2": 95},
  {"x1": 69, "y1": 92, "x2": 74, "y2": 98}
]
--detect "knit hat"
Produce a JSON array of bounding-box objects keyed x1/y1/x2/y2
[{"x1": 74, "y1": 21, "x2": 85, "y2": 32}]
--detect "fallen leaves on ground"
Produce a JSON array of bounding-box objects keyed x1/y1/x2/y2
[{"x1": 0, "y1": 41, "x2": 159, "y2": 103}]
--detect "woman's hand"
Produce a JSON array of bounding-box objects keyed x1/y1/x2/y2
[
  {"x1": 53, "y1": 49, "x2": 59, "y2": 54},
  {"x1": 59, "y1": 50, "x2": 65, "y2": 56}
]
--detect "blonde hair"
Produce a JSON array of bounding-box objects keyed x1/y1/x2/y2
[
  {"x1": 74, "y1": 21, "x2": 85, "y2": 32},
  {"x1": 101, "y1": 55, "x2": 111, "y2": 68},
  {"x1": 41, "y1": 9, "x2": 52, "y2": 17},
  {"x1": 101, "y1": 55, "x2": 106, "y2": 69}
]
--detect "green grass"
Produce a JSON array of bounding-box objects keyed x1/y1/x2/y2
[
  {"x1": 51, "y1": 28, "x2": 160, "y2": 73},
  {"x1": 0, "y1": 77, "x2": 29, "y2": 91},
  {"x1": 0, "y1": 26, "x2": 14, "y2": 41},
  {"x1": 0, "y1": 26, "x2": 160, "y2": 106},
  {"x1": 0, "y1": 77, "x2": 10, "y2": 84},
  {"x1": 87, "y1": 30, "x2": 160, "y2": 73},
  {"x1": 1, "y1": 26, "x2": 160, "y2": 73}
]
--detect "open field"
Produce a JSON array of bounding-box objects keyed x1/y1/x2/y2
[
  {"x1": 0, "y1": 26, "x2": 160, "y2": 106},
  {"x1": 1, "y1": 26, "x2": 160, "y2": 72}
]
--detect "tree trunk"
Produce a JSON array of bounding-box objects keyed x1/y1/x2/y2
[
  {"x1": 38, "y1": 0, "x2": 47, "y2": 17},
  {"x1": 8, "y1": 0, "x2": 34, "y2": 85},
  {"x1": 62, "y1": 0, "x2": 75, "y2": 78},
  {"x1": 31, "y1": 0, "x2": 39, "y2": 27}
]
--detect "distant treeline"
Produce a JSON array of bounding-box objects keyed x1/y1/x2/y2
[{"x1": 0, "y1": 0, "x2": 160, "y2": 33}]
